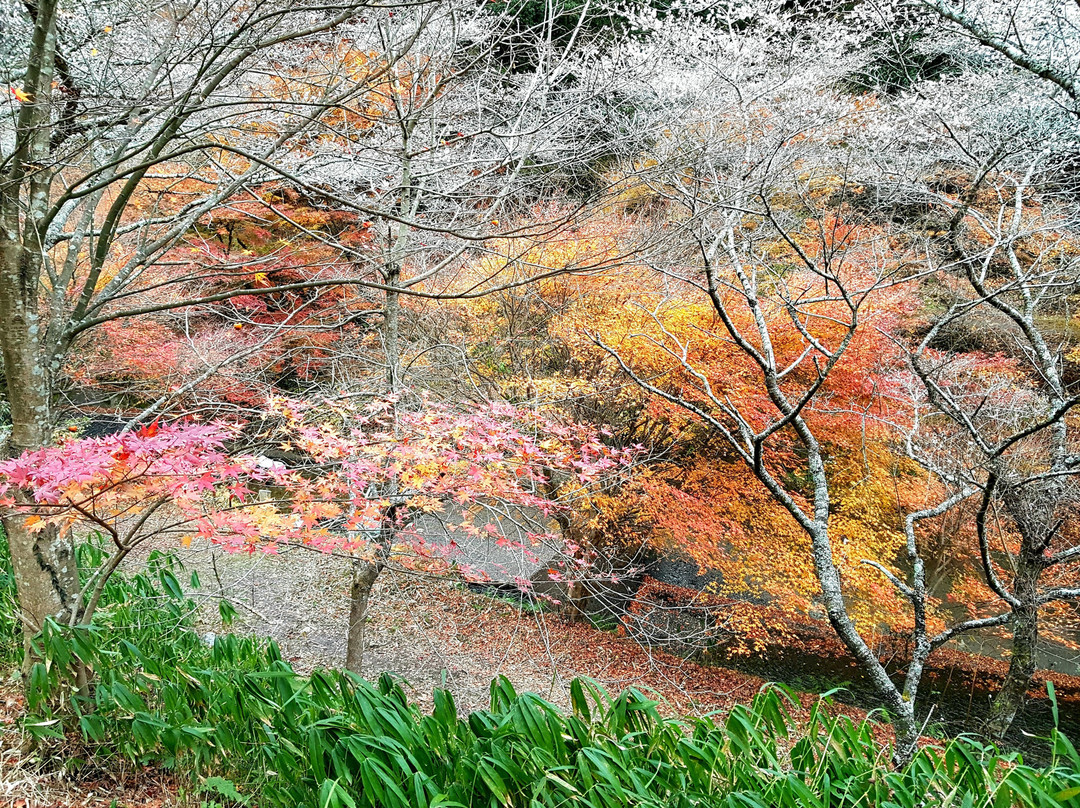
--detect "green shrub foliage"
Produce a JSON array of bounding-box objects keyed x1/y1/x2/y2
[{"x1": 4, "y1": 540, "x2": 1080, "y2": 808}]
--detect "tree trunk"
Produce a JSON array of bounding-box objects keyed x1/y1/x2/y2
[
  {"x1": 561, "y1": 578, "x2": 590, "y2": 623},
  {"x1": 985, "y1": 481, "x2": 1055, "y2": 742},
  {"x1": 0, "y1": 0, "x2": 79, "y2": 670},
  {"x1": 345, "y1": 559, "x2": 381, "y2": 675},
  {"x1": 985, "y1": 580, "x2": 1040, "y2": 741},
  {"x1": 384, "y1": 280, "x2": 401, "y2": 394},
  {"x1": 0, "y1": 258, "x2": 79, "y2": 666},
  {"x1": 892, "y1": 708, "x2": 921, "y2": 769},
  {"x1": 344, "y1": 189, "x2": 405, "y2": 672},
  {"x1": 3, "y1": 520, "x2": 78, "y2": 667},
  {"x1": 804, "y1": 509, "x2": 920, "y2": 765}
]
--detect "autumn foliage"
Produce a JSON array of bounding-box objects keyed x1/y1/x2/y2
[{"x1": 0, "y1": 401, "x2": 632, "y2": 602}]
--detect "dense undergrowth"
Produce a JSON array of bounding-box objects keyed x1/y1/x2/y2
[{"x1": 2, "y1": 539, "x2": 1080, "y2": 808}]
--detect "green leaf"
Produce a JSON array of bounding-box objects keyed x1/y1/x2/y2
[
  {"x1": 1055, "y1": 786, "x2": 1080, "y2": 802},
  {"x1": 219, "y1": 598, "x2": 237, "y2": 626},
  {"x1": 569, "y1": 679, "x2": 591, "y2": 723},
  {"x1": 201, "y1": 776, "x2": 248, "y2": 805},
  {"x1": 318, "y1": 779, "x2": 357, "y2": 808},
  {"x1": 477, "y1": 760, "x2": 511, "y2": 806},
  {"x1": 159, "y1": 568, "x2": 183, "y2": 600}
]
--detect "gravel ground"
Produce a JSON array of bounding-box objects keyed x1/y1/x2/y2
[
  {"x1": 156, "y1": 540, "x2": 763, "y2": 714},
  {"x1": 168, "y1": 540, "x2": 547, "y2": 708}
]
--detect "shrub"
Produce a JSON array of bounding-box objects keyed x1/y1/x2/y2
[{"x1": 4, "y1": 540, "x2": 1080, "y2": 808}]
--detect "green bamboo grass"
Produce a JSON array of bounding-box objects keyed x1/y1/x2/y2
[{"x1": 4, "y1": 541, "x2": 1080, "y2": 808}]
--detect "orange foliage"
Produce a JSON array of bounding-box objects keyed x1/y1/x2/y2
[
  {"x1": 533, "y1": 219, "x2": 940, "y2": 634},
  {"x1": 453, "y1": 206, "x2": 968, "y2": 638}
]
